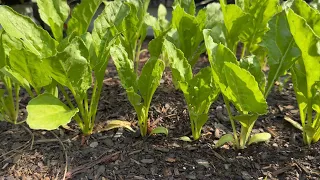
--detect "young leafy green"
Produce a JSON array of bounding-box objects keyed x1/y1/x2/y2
[
  {"x1": 260, "y1": 11, "x2": 301, "y2": 97},
  {"x1": 204, "y1": 29, "x2": 269, "y2": 149},
  {"x1": 163, "y1": 39, "x2": 220, "y2": 140},
  {"x1": 36, "y1": 0, "x2": 70, "y2": 41},
  {"x1": 111, "y1": 37, "x2": 165, "y2": 137},
  {"x1": 287, "y1": 8, "x2": 320, "y2": 145}
]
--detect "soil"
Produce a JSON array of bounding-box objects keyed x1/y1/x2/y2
[{"x1": 0, "y1": 41, "x2": 319, "y2": 180}]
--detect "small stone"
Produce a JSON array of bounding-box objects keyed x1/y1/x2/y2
[
  {"x1": 160, "y1": 79, "x2": 165, "y2": 84},
  {"x1": 12, "y1": 154, "x2": 21, "y2": 164},
  {"x1": 241, "y1": 171, "x2": 252, "y2": 180},
  {"x1": 195, "y1": 159, "x2": 210, "y2": 168},
  {"x1": 272, "y1": 143, "x2": 278, "y2": 147},
  {"x1": 165, "y1": 157, "x2": 176, "y2": 163},
  {"x1": 186, "y1": 174, "x2": 197, "y2": 180},
  {"x1": 140, "y1": 166, "x2": 149, "y2": 175},
  {"x1": 90, "y1": 141, "x2": 99, "y2": 148},
  {"x1": 224, "y1": 164, "x2": 231, "y2": 170},
  {"x1": 290, "y1": 109, "x2": 299, "y2": 114},
  {"x1": 103, "y1": 139, "x2": 114, "y2": 147},
  {"x1": 96, "y1": 165, "x2": 106, "y2": 176},
  {"x1": 154, "y1": 146, "x2": 170, "y2": 152},
  {"x1": 141, "y1": 159, "x2": 154, "y2": 164}
]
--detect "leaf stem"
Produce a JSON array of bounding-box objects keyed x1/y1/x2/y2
[
  {"x1": 58, "y1": 85, "x2": 83, "y2": 129},
  {"x1": 223, "y1": 95, "x2": 240, "y2": 149}
]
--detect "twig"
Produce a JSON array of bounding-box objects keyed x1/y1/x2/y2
[
  {"x1": 51, "y1": 131, "x2": 68, "y2": 180},
  {"x1": 65, "y1": 151, "x2": 120, "y2": 179},
  {"x1": 21, "y1": 125, "x2": 34, "y2": 150}
]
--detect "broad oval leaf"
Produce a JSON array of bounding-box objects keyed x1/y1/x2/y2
[
  {"x1": 36, "y1": 0, "x2": 70, "y2": 41},
  {"x1": 44, "y1": 37, "x2": 91, "y2": 97},
  {"x1": 9, "y1": 49, "x2": 52, "y2": 91},
  {"x1": 150, "y1": 127, "x2": 169, "y2": 136},
  {"x1": 223, "y1": 62, "x2": 267, "y2": 114},
  {"x1": 214, "y1": 133, "x2": 234, "y2": 148},
  {"x1": 0, "y1": 6, "x2": 57, "y2": 58},
  {"x1": 26, "y1": 93, "x2": 79, "y2": 130},
  {"x1": 248, "y1": 132, "x2": 271, "y2": 145}
]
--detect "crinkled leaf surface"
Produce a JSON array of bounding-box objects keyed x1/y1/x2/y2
[
  {"x1": 44, "y1": 37, "x2": 91, "y2": 97},
  {"x1": 67, "y1": 0, "x2": 103, "y2": 36},
  {"x1": 26, "y1": 93, "x2": 79, "y2": 130},
  {"x1": 238, "y1": 0, "x2": 281, "y2": 51},
  {"x1": 240, "y1": 55, "x2": 266, "y2": 94},
  {"x1": 173, "y1": 0, "x2": 196, "y2": 15},
  {"x1": 0, "y1": 6, "x2": 57, "y2": 58},
  {"x1": 260, "y1": 11, "x2": 301, "y2": 96},
  {"x1": 223, "y1": 62, "x2": 267, "y2": 114},
  {"x1": 36, "y1": 0, "x2": 70, "y2": 41},
  {"x1": 163, "y1": 40, "x2": 192, "y2": 90},
  {"x1": 171, "y1": 5, "x2": 206, "y2": 66},
  {"x1": 9, "y1": 50, "x2": 51, "y2": 90},
  {"x1": 291, "y1": 0, "x2": 320, "y2": 36}
]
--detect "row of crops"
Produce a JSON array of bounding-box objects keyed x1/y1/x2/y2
[{"x1": 0, "y1": 0, "x2": 319, "y2": 149}]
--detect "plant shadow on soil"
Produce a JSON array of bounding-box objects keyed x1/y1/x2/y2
[{"x1": 0, "y1": 52, "x2": 319, "y2": 180}]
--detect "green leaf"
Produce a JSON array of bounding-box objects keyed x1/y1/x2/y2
[
  {"x1": 238, "y1": 0, "x2": 281, "y2": 52},
  {"x1": 163, "y1": 40, "x2": 192, "y2": 89},
  {"x1": 36, "y1": 0, "x2": 70, "y2": 41},
  {"x1": 284, "y1": 116, "x2": 303, "y2": 131},
  {"x1": 26, "y1": 93, "x2": 79, "y2": 130},
  {"x1": 0, "y1": 30, "x2": 6, "y2": 69},
  {"x1": 234, "y1": 114, "x2": 259, "y2": 147},
  {"x1": 1, "y1": 32, "x2": 24, "y2": 56},
  {"x1": 101, "y1": 120, "x2": 134, "y2": 132},
  {"x1": 223, "y1": 62, "x2": 267, "y2": 114},
  {"x1": 0, "y1": 6, "x2": 58, "y2": 58},
  {"x1": 9, "y1": 49, "x2": 52, "y2": 91},
  {"x1": 248, "y1": 132, "x2": 271, "y2": 145},
  {"x1": 214, "y1": 134, "x2": 234, "y2": 148},
  {"x1": 67, "y1": 0, "x2": 103, "y2": 36},
  {"x1": 173, "y1": 0, "x2": 196, "y2": 15},
  {"x1": 287, "y1": 9, "x2": 320, "y2": 117},
  {"x1": 205, "y1": 2, "x2": 224, "y2": 29},
  {"x1": 150, "y1": 127, "x2": 169, "y2": 136},
  {"x1": 138, "y1": 57, "x2": 165, "y2": 105},
  {"x1": 260, "y1": 11, "x2": 301, "y2": 97},
  {"x1": 0, "y1": 66, "x2": 30, "y2": 90},
  {"x1": 44, "y1": 37, "x2": 91, "y2": 97},
  {"x1": 110, "y1": 44, "x2": 137, "y2": 90},
  {"x1": 171, "y1": 5, "x2": 206, "y2": 66},
  {"x1": 291, "y1": 0, "x2": 320, "y2": 36},
  {"x1": 219, "y1": 1, "x2": 248, "y2": 51},
  {"x1": 179, "y1": 136, "x2": 193, "y2": 142},
  {"x1": 240, "y1": 55, "x2": 266, "y2": 94}
]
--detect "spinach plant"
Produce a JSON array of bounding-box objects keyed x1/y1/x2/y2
[
  {"x1": 110, "y1": 37, "x2": 165, "y2": 137},
  {"x1": 163, "y1": 40, "x2": 220, "y2": 140},
  {"x1": 0, "y1": 31, "x2": 23, "y2": 124},
  {"x1": 285, "y1": 1, "x2": 320, "y2": 145},
  {"x1": 204, "y1": 29, "x2": 270, "y2": 149},
  {"x1": 0, "y1": 0, "x2": 120, "y2": 135},
  {"x1": 219, "y1": 0, "x2": 281, "y2": 58}
]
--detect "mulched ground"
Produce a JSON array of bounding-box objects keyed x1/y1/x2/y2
[{"x1": 0, "y1": 41, "x2": 319, "y2": 180}]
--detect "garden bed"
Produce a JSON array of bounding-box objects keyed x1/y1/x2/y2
[{"x1": 0, "y1": 50, "x2": 319, "y2": 180}]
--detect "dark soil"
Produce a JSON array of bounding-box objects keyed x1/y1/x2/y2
[{"x1": 0, "y1": 44, "x2": 319, "y2": 180}]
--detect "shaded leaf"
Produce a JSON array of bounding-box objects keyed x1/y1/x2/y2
[{"x1": 150, "y1": 127, "x2": 168, "y2": 136}]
